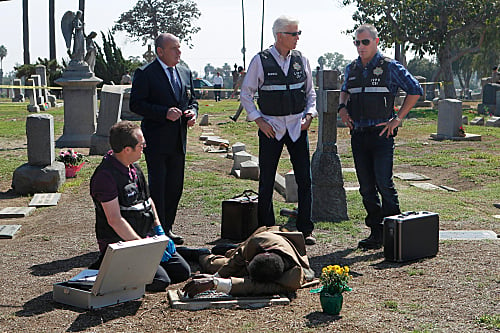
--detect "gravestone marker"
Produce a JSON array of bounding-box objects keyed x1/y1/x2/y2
[
  {"x1": 436, "y1": 99, "x2": 462, "y2": 137},
  {"x1": 11, "y1": 79, "x2": 24, "y2": 102},
  {"x1": 0, "y1": 225, "x2": 22, "y2": 238},
  {"x1": 239, "y1": 160, "x2": 259, "y2": 180},
  {"x1": 25, "y1": 78, "x2": 40, "y2": 112},
  {"x1": 285, "y1": 170, "x2": 298, "y2": 203},
  {"x1": 485, "y1": 116, "x2": 500, "y2": 127},
  {"x1": 12, "y1": 114, "x2": 65, "y2": 195},
  {"x1": 30, "y1": 74, "x2": 45, "y2": 107},
  {"x1": 410, "y1": 182, "x2": 446, "y2": 191},
  {"x1": 29, "y1": 193, "x2": 62, "y2": 207},
  {"x1": 470, "y1": 117, "x2": 484, "y2": 126},
  {"x1": 0, "y1": 207, "x2": 36, "y2": 218},
  {"x1": 394, "y1": 172, "x2": 430, "y2": 181},
  {"x1": 199, "y1": 114, "x2": 209, "y2": 126},
  {"x1": 90, "y1": 85, "x2": 124, "y2": 155},
  {"x1": 439, "y1": 230, "x2": 497, "y2": 240},
  {"x1": 311, "y1": 70, "x2": 348, "y2": 222}
]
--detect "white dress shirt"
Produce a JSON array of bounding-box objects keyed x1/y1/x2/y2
[
  {"x1": 240, "y1": 45, "x2": 317, "y2": 142},
  {"x1": 157, "y1": 57, "x2": 181, "y2": 91}
]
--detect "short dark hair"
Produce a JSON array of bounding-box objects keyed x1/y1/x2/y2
[
  {"x1": 109, "y1": 121, "x2": 140, "y2": 153},
  {"x1": 247, "y1": 252, "x2": 285, "y2": 283},
  {"x1": 237, "y1": 66, "x2": 244, "y2": 72}
]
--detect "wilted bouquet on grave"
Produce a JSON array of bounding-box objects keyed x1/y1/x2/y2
[
  {"x1": 318, "y1": 264, "x2": 352, "y2": 295},
  {"x1": 56, "y1": 149, "x2": 85, "y2": 167}
]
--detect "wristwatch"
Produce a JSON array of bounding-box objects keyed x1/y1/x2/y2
[{"x1": 337, "y1": 103, "x2": 346, "y2": 112}]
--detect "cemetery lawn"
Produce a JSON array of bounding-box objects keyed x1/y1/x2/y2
[{"x1": 0, "y1": 98, "x2": 498, "y2": 332}]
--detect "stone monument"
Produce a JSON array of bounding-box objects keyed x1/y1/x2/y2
[
  {"x1": 12, "y1": 114, "x2": 65, "y2": 195},
  {"x1": 11, "y1": 79, "x2": 24, "y2": 102},
  {"x1": 90, "y1": 85, "x2": 125, "y2": 155},
  {"x1": 311, "y1": 70, "x2": 348, "y2": 222},
  {"x1": 56, "y1": 9, "x2": 102, "y2": 147},
  {"x1": 25, "y1": 78, "x2": 40, "y2": 112}
]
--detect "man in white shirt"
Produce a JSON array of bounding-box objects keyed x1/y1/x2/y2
[
  {"x1": 212, "y1": 72, "x2": 224, "y2": 101},
  {"x1": 240, "y1": 15, "x2": 317, "y2": 245}
]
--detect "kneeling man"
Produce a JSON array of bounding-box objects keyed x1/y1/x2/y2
[{"x1": 90, "y1": 121, "x2": 190, "y2": 292}]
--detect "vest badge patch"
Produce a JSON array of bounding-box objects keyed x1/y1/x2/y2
[
  {"x1": 292, "y1": 62, "x2": 302, "y2": 71},
  {"x1": 373, "y1": 67, "x2": 383, "y2": 76}
]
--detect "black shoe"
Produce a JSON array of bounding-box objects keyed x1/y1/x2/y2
[
  {"x1": 303, "y1": 233, "x2": 316, "y2": 245},
  {"x1": 176, "y1": 246, "x2": 211, "y2": 262},
  {"x1": 229, "y1": 116, "x2": 237, "y2": 122},
  {"x1": 211, "y1": 243, "x2": 238, "y2": 255},
  {"x1": 358, "y1": 228, "x2": 383, "y2": 250},
  {"x1": 167, "y1": 230, "x2": 185, "y2": 245}
]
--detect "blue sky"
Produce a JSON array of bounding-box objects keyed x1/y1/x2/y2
[{"x1": 0, "y1": 0, "x2": 361, "y2": 76}]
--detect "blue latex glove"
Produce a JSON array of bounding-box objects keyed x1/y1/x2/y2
[
  {"x1": 161, "y1": 238, "x2": 176, "y2": 262},
  {"x1": 154, "y1": 225, "x2": 165, "y2": 236}
]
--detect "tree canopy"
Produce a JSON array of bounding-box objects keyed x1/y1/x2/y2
[
  {"x1": 341, "y1": 0, "x2": 500, "y2": 98},
  {"x1": 113, "y1": 0, "x2": 201, "y2": 47},
  {"x1": 319, "y1": 52, "x2": 351, "y2": 72}
]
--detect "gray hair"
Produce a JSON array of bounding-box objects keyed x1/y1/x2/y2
[
  {"x1": 272, "y1": 15, "x2": 300, "y2": 40},
  {"x1": 355, "y1": 24, "x2": 378, "y2": 39}
]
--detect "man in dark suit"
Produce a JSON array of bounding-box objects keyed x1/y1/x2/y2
[{"x1": 130, "y1": 33, "x2": 198, "y2": 245}]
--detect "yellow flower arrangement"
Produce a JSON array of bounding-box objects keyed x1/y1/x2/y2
[{"x1": 319, "y1": 264, "x2": 352, "y2": 295}]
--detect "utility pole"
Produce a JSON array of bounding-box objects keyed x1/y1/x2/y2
[
  {"x1": 260, "y1": 0, "x2": 265, "y2": 52},
  {"x1": 49, "y1": 0, "x2": 56, "y2": 60},
  {"x1": 23, "y1": 0, "x2": 30, "y2": 64},
  {"x1": 241, "y1": 0, "x2": 246, "y2": 69}
]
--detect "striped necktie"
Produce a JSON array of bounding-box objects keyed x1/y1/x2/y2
[{"x1": 167, "y1": 67, "x2": 181, "y2": 99}]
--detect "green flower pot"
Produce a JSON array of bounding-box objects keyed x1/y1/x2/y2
[{"x1": 320, "y1": 291, "x2": 343, "y2": 315}]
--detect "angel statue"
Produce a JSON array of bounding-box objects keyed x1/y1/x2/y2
[
  {"x1": 61, "y1": 10, "x2": 85, "y2": 64},
  {"x1": 84, "y1": 31, "x2": 97, "y2": 72}
]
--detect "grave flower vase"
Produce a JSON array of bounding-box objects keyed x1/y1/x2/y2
[
  {"x1": 65, "y1": 162, "x2": 85, "y2": 178},
  {"x1": 320, "y1": 291, "x2": 343, "y2": 315}
]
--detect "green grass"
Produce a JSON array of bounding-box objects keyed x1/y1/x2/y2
[
  {"x1": 476, "y1": 314, "x2": 500, "y2": 329},
  {"x1": 0, "y1": 99, "x2": 499, "y2": 238}
]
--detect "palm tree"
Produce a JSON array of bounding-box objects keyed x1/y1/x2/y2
[{"x1": 0, "y1": 45, "x2": 7, "y2": 71}]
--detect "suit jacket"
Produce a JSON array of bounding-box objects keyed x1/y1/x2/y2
[
  {"x1": 216, "y1": 226, "x2": 312, "y2": 296},
  {"x1": 129, "y1": 59, "x2": 198, "y2": 155}
]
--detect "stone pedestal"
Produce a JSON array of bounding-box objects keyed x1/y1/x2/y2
[
  {"x1": 55, "y1": 65, "x2": 102, "y2": 148},
  {"x1": 311, "y1": 70, "x2": 348, "y2": 222}
]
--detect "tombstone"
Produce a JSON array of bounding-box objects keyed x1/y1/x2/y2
[
  {"x1": 232, "y1": 151, "x2": 252, "y2": 174},
  {"x1": 311, "y1": 70, "x2": 348, "y2": 222},
  {"x1": 231, "y1": 142, "x2": 246, "y2": 154},
  {"x1": 25, "y1": 78, "x2": 40, "y2": 112},
  {"x1": 462, "y1": 115, "x2": 468, "y2": 125},
  {"x1": 285, "y1": 170, "x2": 298, "y2": 203},
  {"x1": 12, "y1": 114, "x2": 65, "y2": 195},
  {"x1": 436, "y1": 99, "x2": 463, "y2": 138},
  {"x1": 239, "y1": 160, "x2": 259, "y2": 181},
  {"x1": 11, "y1": 79, "x2": 25, "y2": 102},
  {"x1": 199, "y1": 114, "x2": 209, "y2": 126},
  {"x1": 485, "y1": 117, "x2": 500, "y2": 127},
  {"x1": 119, "y1": 87, "x2": 141, "y2": 120},
  {"x1": 470, "y1": 117, "x2": 484, "y2": 126},
  {"x1": 90, "y1": 85, "x2": 124, "y2": 155},
  {"x1": 36, "y1": 64, "x2": 57, "y2": 107},
  {"x1": 31, "y1": 74, "x2": 45, "y2": 108}
]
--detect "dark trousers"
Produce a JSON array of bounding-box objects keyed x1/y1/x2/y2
[
  {"x1": 145, "y1": 152, "x2": 185, "y2": 232},
  {"x1": 258, "y1": 130, "x2": 314, "y2": 234},
  {"x1": 148, "y1": 252, "x2": 191, "y2": 292},
  {"x1": 214, "y1": 84, "x2": 222, "y2": 101},
  {"x1": 351, "y1": 130, "x2": 401, "y2": 229}
]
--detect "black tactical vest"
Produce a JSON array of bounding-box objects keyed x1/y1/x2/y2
[
  {"x1": 346, "y1": 56, "x2": 395, "y2": 121},
  {"x1": 257, "y1": 49, "x2": 307, "y2": 116},
  {"x1": 91, "y1": 157, "x2": 154, "y2": 244}
]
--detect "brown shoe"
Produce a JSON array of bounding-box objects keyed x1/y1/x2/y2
[{"x1": 304, "y1": 233, "x2": 316, "y2": 245}]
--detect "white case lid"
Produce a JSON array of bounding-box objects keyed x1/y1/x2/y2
[{"x1": 91, "y1": 236, "x2": 168, "y2": 296}]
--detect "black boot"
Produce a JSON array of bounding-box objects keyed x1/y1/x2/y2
[{"x1": 358, "y1": 227, "x2": 383, "y2": 250}]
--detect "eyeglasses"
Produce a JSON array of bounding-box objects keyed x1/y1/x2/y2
[
  {"x1": 280, "y1": 30, "x2": 301, "y2": 37},
  {"x1": 354, "y1": 39, "x2": 372, "y2": 46}
]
